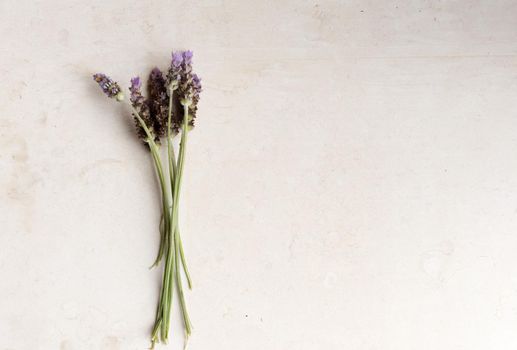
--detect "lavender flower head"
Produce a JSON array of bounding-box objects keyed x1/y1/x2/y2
[
  {"x1": 165, "y1": 51, "x2": 184, "y2": 92},
  {"x1": 178, "y1": 51, "x2": 194, "y2": 103},
  {"x1": 148, "y1": 68, "x2": 168, "y2": 138},
  {"x1": 187, "y1": 73, "x2": 202, "y2": 126},
  {"x1": 182, "y1": 50, "x2": 193, "y2": 65},
  {"x1": 129, "y1": 76, "x2": 152, "y2": 140},
  {"x1": 191, "y1": 73, "x2": 202, "y2": 99},
  {"x1": 174, "y1": 51, "x2": 202, "y2": 126},
  {"x1": 93, "y1": 73, "x2": 124, "y2": 101},
  {"x1": 151, "y1": 67, "x2": 163, "y2": 80},
  {"x1": 129, "y1": 77, "x2": 142, "y2": 102},
  {"x1": 172, "y1": 52, "x2": 184, "y2": 67}
]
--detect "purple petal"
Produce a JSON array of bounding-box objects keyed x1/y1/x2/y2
[
  {"x1": 192, "y1": 73, "x2": 202, "y2": 89},
  {"x1": 182, "y1": 50, "x2": 193, "y2": 64},
  {"x1": 172, "y1": 52, "x2": 184, "y2": 67},
  {"x1": 130, "y1": 76, "x2": 141, "y2": 89}
]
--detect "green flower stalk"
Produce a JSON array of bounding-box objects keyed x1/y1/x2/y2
[
  {"x1": 91, "y1": 49, "x2": 202, "y2": 349},
  {"x1": 152, "y1": 50, "x2": 201, "y2": 346}
]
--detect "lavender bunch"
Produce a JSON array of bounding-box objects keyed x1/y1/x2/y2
[{"x1": 92, "y1": 50, "x2": 202, "y2": 348}]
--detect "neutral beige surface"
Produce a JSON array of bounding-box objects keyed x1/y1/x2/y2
[{"x1": 2, "y1": 1, "x2": 517, "y2": 349}]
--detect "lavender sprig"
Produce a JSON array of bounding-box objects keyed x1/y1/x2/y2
[
  {"x1": 129, "y1": 77, "x2": 154, "y2": 141},
  {"x1": 148, "y1": 68, "x2": 169, "y2": 139},
  {"x1": 165, "y1": 51, "x2": 184, "y2": 92},
  {"x1": 188, "y1": 73, "x2": 202, "y2": 127},
  {"x1": 93, "y1": 73, "x2": 124, "y2": 101},
  {"x1": 91, "y1": 50, "x2": 202, "y2": 349},
  {"x1": 177, "y1": 51, "x2": 202, "y2": 127}
]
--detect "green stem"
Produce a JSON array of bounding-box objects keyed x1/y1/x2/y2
[
  {"x1": 148, "y1": 144, "x2": 169, "y2": 266},
  {"x1": 171, "y1": 103, "x2": 193, "y2": 335},
  {"x1": 131, "y1": 103, "x2": 193, "y2": 341},
  {"x1": 175, "y1": 223, "x2": 192, "y2": 335},
  {"x1": 177, "y1": 227, "x2": 192, "y2": 289},
  {"x1": 130, "y1": 106, "x2": 174, "y2": 345},
  {"x1": 160, "y1": 230, "x2": 175, "y2": 342},
  {"x1": 131, "y1": 107, "x2": 169, "y2": 268},
  {"x1": 150, "y1": 151, "x2": 171, "y2": 343},
  {"x1": 167, "y1": 92, "x2": 177, "y2": 187},
  {"x1": 162, "y1": 91, "x2": 177, "y2": 340},
  {"x1": 148, "y1": 142, "x2": 171, "y2": 344},
  {"x1": 165, "y1": 92, "x2": 193, "y2": 290}
]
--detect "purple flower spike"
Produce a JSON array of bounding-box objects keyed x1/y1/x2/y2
[
  {"x1": 148, "y1": 68, "x2": 169, "y2": 138},
  {"x1": 182, "y1": 51, "x2": 193, "y2": 65},
  {"x1": 128, "y1": 76, "x2": 152, "y2": 140},
  {"x1": 130, "y1": 77, "x2": 142, "y2": 103},
  {"x1": 166, "y1": 49, "x2": 202, "y2": 128},
  {"x1": 177, "y1": 50, "x2": 201, "y2": 127},
  {"x1": 166, "y1": 51, "x2": 185, "y2": 92},
  {"x1": 172, "y1": 52, "x2": 183, "y2": 67},
  {"x1": 186, "y1": 72, "x2": 202, "y2": 127},
  {"x1": 131, "y1": 76, "x2": 141, "y2": 89},
  {"x1": 192, "y1": 74, "x2": 201, "y2": 89},
  {"x1": 191, "y1": 73, "x2": 202, "y2": 99},
  {"x1": 93, "y1": 73, "x2": 124, "y2": 101}
]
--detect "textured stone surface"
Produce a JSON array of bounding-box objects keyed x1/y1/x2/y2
[{"x1": 1, "y1": 1, "x2": 517, "y2": 349}]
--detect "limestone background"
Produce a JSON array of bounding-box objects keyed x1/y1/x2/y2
[{"x1": 1, "y1": 1, "x2": 517, "y2": 349}]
